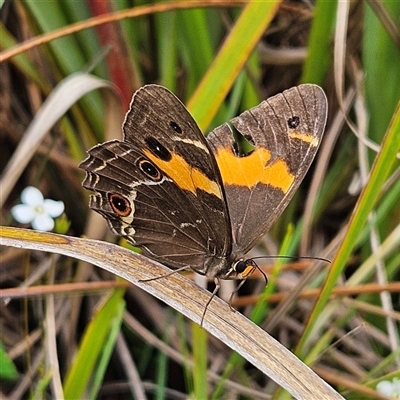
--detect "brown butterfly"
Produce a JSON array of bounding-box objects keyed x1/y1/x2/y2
[{"x1": 80, "y1": 84, "x2": 327, "y2": 321}]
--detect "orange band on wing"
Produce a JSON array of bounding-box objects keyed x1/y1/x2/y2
[
  {"x1": 144, "y1": 150, "x2": 222, "y2": 198},
  {"x1": 215, "y1": 147, "x2": 294, "y2": 192}
]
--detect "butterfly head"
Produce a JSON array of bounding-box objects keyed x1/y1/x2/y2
[{"x1": 219, "y1": 258, "x2": 258, "y2": 281}]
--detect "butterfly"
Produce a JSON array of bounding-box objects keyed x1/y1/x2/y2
[{"x1": 79, "y1": 84, "x2": 327, "y2": 319}]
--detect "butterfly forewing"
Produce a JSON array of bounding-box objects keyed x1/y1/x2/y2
[{"x1": 207, "y1": 84, "x2": 327, "y2": 255}]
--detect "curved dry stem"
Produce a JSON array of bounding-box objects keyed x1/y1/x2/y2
[{"x1": 0, "y1": 226, "x2": 343, "y2": 399}]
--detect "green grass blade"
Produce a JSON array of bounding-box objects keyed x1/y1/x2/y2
[
  {"x1": 177, "y1": 8, "x2": 216, "y2": 94},
  {"x1": 296, "y1": 101, "x2": 400, "y2": 357},
  {"x1": 301, "y1": 0, "x2": 337, "y2": 85},
  {"x1": 192, "y1": 324, "x2": 208, "y2": 399},
  {"x1": 28, "y1": 371, "x2": 53, "y2": 400},
  {"x1": 64, "y1": 289, "x2": 125, "y2": 399},
  {"x1": 87, "y1": 299, "x2": 125, "y2": 399},
  {"x1": 177, "y1": 314, "x2": 194, "y2": 393},
  {"x1": 23, "y1": 1, "x2": 87, "y2": 74},
  {"x1": 22, "y1": 1, "x2": 104, "y2": 123},
  {"x1": 0, "y1": 343, "x2": 19, "y2": 381},
  {"x1": 187, "y1": 0, "x2": 281, "y2": 130},
  {"x1": 156, "y1": 11, "x2": 178, "y2": 91},
  {"x1": 364, "y1": 1, "x2": 400, "y2": 143},
  {"x1": 0, "y1": 22, "x2": 51, "y2": 91},
  {"x1": 155, "y1": 314, "x2": 170, "y2": 400}
]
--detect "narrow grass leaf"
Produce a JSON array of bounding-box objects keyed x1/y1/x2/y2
[
  {"x1": 0, "y1": 343, "x2": 18, "y2": 381},
  {"x1": 364, "y1": 1, "x2": 400, "y2": 143},
  {"x1": 64, "y1": 289, "x2": 125, "y2": 399},
  {"x1": 88, "y1": 298, "x2": 125, "y2": 399},
  {"x1": 156, "y1": 11, "x2": 178, "y2": 91},
  {"x1": 301, "y1": 0, "x2": 336, "y2": 85},
  {"x1": 28, "y1": 371, "x2": 53, "y2": 400},
  {"x1": 177, "y1": 8, "x2": 215, "y2": 94},
  {"x1": 187, "y1": 0, "x2": 281, "y2": 130},
  {"x1": 23, "y1": 1, "x2": 87, "y2": 74},
  {"x1": 0, "y1": 23, "x2": 51, "y2": 92},
  {"x1": 155, "y1": 315, "x2": 170, "y2": 400},
  {"x1": 177, "y1": 313, "x2": 194, "y2": 393},
  {"x1": 192, "y1": 324, "x2": 208, "y2": 399},
  {"x1": 296, "y1": 102, "x2": 400, "y2": 356}
]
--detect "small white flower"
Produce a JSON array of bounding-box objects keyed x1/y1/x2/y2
[
  {"x1": 11, "y1": 186, "x2": 64, "y2": 232},
  {"x1": 377, "y1": 378, "x2": 400, "y2": 399}
]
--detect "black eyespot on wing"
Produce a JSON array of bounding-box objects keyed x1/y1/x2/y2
[
  {"x1": 287, "y1": 116, "x2": 300, "y2": 129},
  {"x1": 145, "y1": 137, "x2": 172, "y2": 161},
  {"x1": 138, "y1": 158, "x2": 162, "y2": 181},
  {"x1": 169, "y1": 121, "x2": 182, "y2": 134},
  {"x1": 109, "y1": 194, "x2": 131, "y2": 217}
]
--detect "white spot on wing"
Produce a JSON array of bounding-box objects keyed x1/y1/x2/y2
[
  {"x1": 129, "y1": 176, "x2": 172, "y2": 188},
  {"x1": 180, "y1": 222, "x2": 196, "y2": 229},
  {"x1": 172, "y1": 136, "x2": 209, "y2": 153}
]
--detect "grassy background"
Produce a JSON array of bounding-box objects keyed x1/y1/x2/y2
[{"x1": 1, "y1": 0, "x2": 399, "y2": 398}]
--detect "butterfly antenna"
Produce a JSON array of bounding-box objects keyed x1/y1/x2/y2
[
  {"x1": 254, "y1": 264, "x2": 269, "y2": 285},
  {"x1": 251, "y1": 255, "x2": 331, "y2": 264}
]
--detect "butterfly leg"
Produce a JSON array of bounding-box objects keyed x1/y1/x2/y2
[
  {"x1": 139, "y1": 265, "x2": 190, "y2": 282},
  {"x1": 228, "y1": 278, "x2": 248, "y2": 312},
  {"x1": 200, "y1": 277, "x2": 222, "y2": 326}
]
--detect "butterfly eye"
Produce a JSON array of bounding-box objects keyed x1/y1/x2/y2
[
  {"x1": 145, "y1": 137, "x2": 171, "y2": 161},
  {"x1": 138, "y1": 158, "x2": 162, "y2": 181},
  {"x1": 169, "y1": 121, "x2": 182, "y2": 134},
  {"x1": 108, "y1": 193, "x2": 132, "y2": 217},
  {"x1": 234, "y1": 260, "x2": 247, "y2": 273},
  {"x1": 287, "y1": 116, "x2": 300, "y2": 129},
  {"x1": 233, "y1": 259, "x2": 257, "y2": 279}
]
